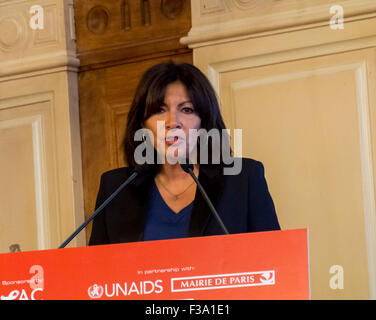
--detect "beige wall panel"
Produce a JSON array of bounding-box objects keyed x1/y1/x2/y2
[
  {"x1": 188, "y1": 0, "x2": 376, "y2": 299},
  {"x1": 220, "y1": 48, "x2": 376, "y2": 299},
  {"x1": 0, "y1": 72, "x2": 85, "y2": 251},
  {"x1": 0, "y1": 0, "x2": 83, "y2": 252},
  {"x1": 0, "y1": 99, "x2": 57, "y2": 252},
  {"x1": 0, "y1": 121, "x2": 38, "y2": 252}
]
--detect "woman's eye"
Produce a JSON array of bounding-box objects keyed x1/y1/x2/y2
[
  {"x1": 156, "y1": 106, "x2": 166, "y2": 114},
  {"x1": 181, "y1": 106, "x2": 194, "y2": 114}
]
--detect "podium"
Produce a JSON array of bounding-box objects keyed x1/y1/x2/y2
[{"x1": 0, "y1": 229, "x2": 309, "y2": 300}]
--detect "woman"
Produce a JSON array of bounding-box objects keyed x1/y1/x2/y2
[{"x1": 89, "y1": 62, "x2": 280, "y2": 245}]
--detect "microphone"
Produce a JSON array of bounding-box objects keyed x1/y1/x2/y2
[
  {"x1": 58, "y1": 164, "x2": 153, "y2": 249},
  {"x1": 180, "y1": 162, "x2": 230, "y2": 235}
]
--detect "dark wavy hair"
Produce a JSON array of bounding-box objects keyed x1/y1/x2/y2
[{"x1": 123, "y1": 61, "x2": 230, "y2": 169}]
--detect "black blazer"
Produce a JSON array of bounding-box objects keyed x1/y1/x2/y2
[{"x1": 89, "y1": 158, "x2": 280, "y2": 245}]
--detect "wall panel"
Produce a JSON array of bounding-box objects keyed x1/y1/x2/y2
[
  {"x1": 0, "y1": 0, "x2": 85, "y2": 251},
  {"x1": 189, "y1": 0, "x2": 376, "y2": 299}
]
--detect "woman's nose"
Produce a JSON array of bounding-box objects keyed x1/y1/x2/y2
[{"x1": 166, "y1": 110, "x2": 181, "y2": 129}]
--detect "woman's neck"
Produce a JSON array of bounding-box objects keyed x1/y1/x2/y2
[{"x1": 157, "y1": 162, "x2": 199, "y2": 182}]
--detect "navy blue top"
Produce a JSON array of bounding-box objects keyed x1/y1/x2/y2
[{"x1": 143, "y1": 181, "x2": 194, "y2": 241}]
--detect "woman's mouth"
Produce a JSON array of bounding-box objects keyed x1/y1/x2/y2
[{"x1": 165, "y1": 136, "x2": 180, "y2": 145}]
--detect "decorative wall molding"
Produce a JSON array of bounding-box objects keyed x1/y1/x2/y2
[
  {"x1": 0, "y1": 14, "x2": 27, "y2": 52},
  {"x1": 355, "y1": 61, "x2": 376, "y2": 300},
  {"x1": 161, "y1": 0, "x2": 185, "y2": 19},
  {"x1": 200, "y1": 0, "x2": 227, "y2": 15},
  {"x1": 87, "y1": 5, "x2": 109, "y2": 34},
  {"x1": 204, "y1": 19, "x2": 376, "y2": 99},
  {"x1": 232, "y1": 0, "x2": 268, "y2": 10},
  {"x1": 121, "y1": 0, "x2": 131, "y2": 30},
  {"x1": 33, "y1": 3, "x2": 58, "y2": 46},
  {"x1": 181, "y1": 0, "x2": 376, "y2": 48},
  {"x1": 0, "y1": 0, "x2": 78, "y2": 79},
  {"x1": 74, "y1": 0, "x2": 191, "y2": 69},
  {"x1": 0, "y1": 50, "x2": 80, "y2": 80}
]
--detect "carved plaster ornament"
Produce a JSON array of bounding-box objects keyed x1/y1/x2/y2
[
  {"x1": 161, "y1": 0, "x2": 184, "y2": 20},
  {"x1": 87, "y1": 6, "x2": 109, "y2": 34}
]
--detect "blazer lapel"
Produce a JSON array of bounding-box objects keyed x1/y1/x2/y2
[{"x1": 120, "y1": 168, "x2": 156, "y2": 242}]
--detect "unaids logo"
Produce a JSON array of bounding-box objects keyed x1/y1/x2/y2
[{"x1": 88, "y1": 284, "x2": 104, "y2": 299}]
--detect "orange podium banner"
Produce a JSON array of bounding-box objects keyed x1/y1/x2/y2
[{"x1": 0, "y1": 229, "x2": 310, "y2": 300}]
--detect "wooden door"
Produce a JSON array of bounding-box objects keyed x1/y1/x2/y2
[{"x1": 74, "y1": 0, "x2": 192, "y2": 243}]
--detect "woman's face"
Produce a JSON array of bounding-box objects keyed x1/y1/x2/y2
[{"x1": 143, "y1": 81, "x2": 201, "y2": 163}]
